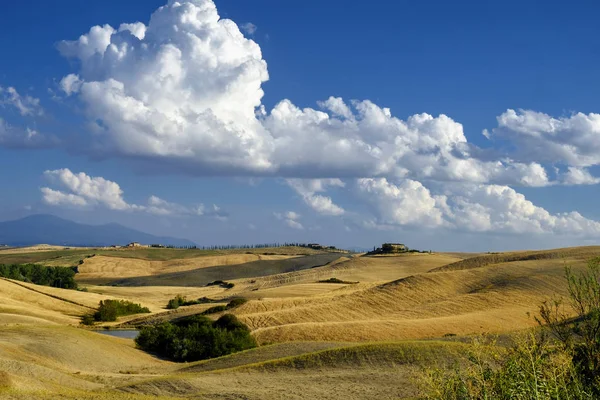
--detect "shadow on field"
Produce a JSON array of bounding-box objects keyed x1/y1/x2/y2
[{"x1": 107, "y1": 253, "x2": 343, "y2": 287}]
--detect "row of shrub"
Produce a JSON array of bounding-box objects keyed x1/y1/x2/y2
[
  {"x1": 0, "y1": 263, "x2": 78, "y2": 289},
  {"x1": 206, "y1": 280, "x2": 235, "y2": 289},
  {"x1": 423, "y1": 258, "x2": 600, "y2": 399},
  {"x1": 202, "y1": 298, "x2": 248, "y2": 315},
  {"x1": 167, "y1": 295, "x2": 215, "y2": 309},
  {"x1": 318, "y1": 277, "x2": 359, "y2": 284},
  {"x1": 135, "y1": 314, "x2": 256, "y2": 362},
  {"x1": 166, "y1": 295, "x2": 248, "y2": 313},
  {"x1": 82, "y1": 299, "x2": 150, "y2": 324}
]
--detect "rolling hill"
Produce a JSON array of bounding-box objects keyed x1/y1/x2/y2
[{"x1": 0, "y1": 214, "x2": 196, "y2": 247}]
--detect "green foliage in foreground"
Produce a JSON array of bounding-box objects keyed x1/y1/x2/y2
[
  {"x1": 92, "y1": 300, "x2": 150, "y2": 322},
  {"x1": 422, "y1": 258, "x2": 600, "y2": 399},
  {"x1": 0, "y1": 263, "x2": 77, "y2": 289},
  {"x1": 135, "y1": 314, "x2": 256, "y2": 362}
]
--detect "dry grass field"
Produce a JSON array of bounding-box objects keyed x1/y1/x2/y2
[{"x1": 1, "y1": 245, "x2": 599, "y2": 399}]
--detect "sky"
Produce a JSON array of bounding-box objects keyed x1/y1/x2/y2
[{"x1": 2, "y1": 0, "x2": 600, "y2": 251}]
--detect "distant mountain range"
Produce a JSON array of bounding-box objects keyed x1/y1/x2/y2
[{"x1": 0, "y1": 214, "x2": 196, "y2": 247}]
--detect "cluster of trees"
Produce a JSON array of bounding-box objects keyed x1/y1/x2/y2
[
  {"x1": 423, "y1": 258, "x2": 600, "y2": 399},
  {"x1": 166, "y1": 294, "x2": 216, "y2": 309},
  {"x1": 166, "y1": 295, "x2": 248, "y2": 314},
  {"x1": 82, "y1": 300, "x2": 150, "y2": 324},
  {"x1": 0, "y1": 263, "x2": 77, "y2": 289},
  {"x1": 135, "y1": 314, "x2": 256, "y2": 362},
  {"x1": 201, "y1": 298, "x2": 248, "y2": 315}
]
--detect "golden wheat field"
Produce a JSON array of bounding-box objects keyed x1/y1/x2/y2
[{"x1": 1, "y1": 245, "x2": 598, "y2": 399}]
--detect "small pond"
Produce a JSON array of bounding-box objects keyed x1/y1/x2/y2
[{"x1": 94, "y1": 329, "x2": 139, "y2": 339}]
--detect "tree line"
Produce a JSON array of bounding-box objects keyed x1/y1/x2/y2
[
  {"x1": 0, "y1": 263, "x2": 77, "y2": 289},
  {"x1": 155, "y1": 243, "x2": 337, "y2": 250}
]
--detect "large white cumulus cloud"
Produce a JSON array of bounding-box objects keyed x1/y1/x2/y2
[
  {"x1": 59, "y1": 0, "x2": 272, "y2": 173},
  {"x1": 52, "y1": 0, "x2": 600, "y2": 237},
  {"x1": 41, "y1": 168, "x2": 225, "y2": 218},
  {"x1": 356, "y1": 177, "x2": 600, "y2": 236},
  {"x1": 489, "y1": 109, "x2": 600, "y2": 168},
  {"x1": 58, "y1": 0, "x2": 551, "y2": 186}
]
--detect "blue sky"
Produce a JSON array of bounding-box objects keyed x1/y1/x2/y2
[{"x1": 1, "y1": 0, "x2": 600, "y2": 251}]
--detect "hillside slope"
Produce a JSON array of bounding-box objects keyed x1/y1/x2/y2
[{"x1": 229, "y1": 249, "x2": 596, "y2": 343}]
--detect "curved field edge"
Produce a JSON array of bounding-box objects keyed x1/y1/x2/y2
[
  {"x1": 0, "y1": 246, "x2": 337, "y2": 265},
  {"x1": 116, "y1": 340, "x2": 469, "y2": 397},
  {"x1": 179, "y1": 341, "x2": 351, "y2": 373},
  {"x1": 430, "y1": 246, "x2": 600, "y2": 272}
]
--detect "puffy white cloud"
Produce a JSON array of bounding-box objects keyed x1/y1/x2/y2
[
  {"x1": 40, "y1": 187, "x2": 87, "y2": 207},
  {"x1": 0, "y1": 86, "x2": 43, "y2": 116},
  {"x1": 356, "y1": 178, "x2": 445, "y2": 227},
  {"x1": 56, "y1": 0, "x2": 554, "y2": 187},
  {"x1": 317, "y1": 96, "x2": 353, "y2": 119},
  {"x1": 444, "y1": 184, "x2": 600, "y2": 236},
  {"x1": 286, "y1": 178, "x2": 345, "y2": 216},
  {"x1": 274, "y1": 210, "x2": 304, "y2": 229},
  {"x1": 41, "y1": 168, "x2": 223, "y2": 218},
  {"x1": 285, "y1": 211, "x2": 300, "y2": 220},
  {"x1": 118, "y1": 22, "x2": 146, "y2": 39},
  {"x1": 286, "y1": 219, "x2": 304, "y2": 230},
  {"x1": 145, "y1": 195, "x2": 189, "y2": 215},
  {"x1": 46, "y1": 0, "x2": 600, "y2": 240},
  {"x1": 490, "y1": 109, "x2": 600, "y2": 168},
  {"x1": 43, "y1": 168, "x2": 131, "y2": 210},
  {"x1": 559, "y1": 167, "x2": 600, "y2": 185},
  {"x1": 58, "y1": 0, "x2": 272, "y2": 173},
  {"x1": 60, "y1": 74, "x2": 83, "y2": 96},
  {"x1": 356, "y1": 177, "x2": 600, "y2": 237},
  {"x1": 240, "y1": 22, "x2": 257, "y2": 35}
]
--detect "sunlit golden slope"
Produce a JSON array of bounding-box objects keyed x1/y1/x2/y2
[{"x1": 230, "y1": 250, "x2": 596, "y2": 343}]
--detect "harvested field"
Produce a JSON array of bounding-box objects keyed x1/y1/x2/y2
[
  {"x1": 2, "y1": 245, "x2": 598, "y2": 398},
  {"x1": 111, "y1": 253, "x2": 345, "y2": 287}
]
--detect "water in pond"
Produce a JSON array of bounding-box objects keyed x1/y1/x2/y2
[{"x1": 94, "y1": 330, "x2": 139, "y2": 339}]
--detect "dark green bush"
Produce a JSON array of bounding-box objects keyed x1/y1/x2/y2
[
  {"x1": 166, "y1": 294, "x2": 187, "y2": 309},
  {"x1": 226, "y1": 298, "x2": 248, "y2": 308},
  {"x1": 81, "y1": 314, "x2": 95, "y2": 326},
  {"x1": 203, "y1": 305, "x2": 228, "y2": 314},
  {"x1": 318, "y1": 277, "x2": 358, "y2": 284},
  {"x1": 135, "y1": 314, "x2": 256, "y2": 362},
  {"x1": 206, "y1": 280, "x2": 235, "y2": 289},
  {"x1": 202, "y1": 298, "x2": 248, "y2": 315},
  {"x1": 93, "y1": 300, "x2": 150, "y2": 322},
  {"x1": 166, "y1": 295, "x2": 222, "y2": 309},
  {"x1": 0, "y1": 263, "x2": 77, "y2": 289}
]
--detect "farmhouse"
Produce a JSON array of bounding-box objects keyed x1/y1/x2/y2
[
  {"x1": 381, "y1": 243, "x2": 407, "y2": 253},
  {"x1": 127, "y1": 242, "x2": 142, "y2": 248}
]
